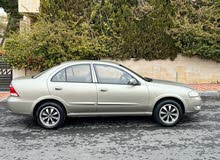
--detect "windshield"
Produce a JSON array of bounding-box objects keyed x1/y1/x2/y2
[{"x1": 119, "y1": 64, "x2": 152, "y2": 82}]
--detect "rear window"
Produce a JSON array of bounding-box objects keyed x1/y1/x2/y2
[
  {"x1": 32, "y1": 70, "x2": 48, "y2": 79},
  {"x1": 32, "y1": 65, "x2": 59, "y2": 79},
  {"x1": 51, "y1": 69, "x2": 66, "y2": 82},
  {"x1": 51, "y1": 64, "x2": 92, "y2": 83},
  {"x1": 66, "y1": 65, "x2": 92, "y2": 83}
]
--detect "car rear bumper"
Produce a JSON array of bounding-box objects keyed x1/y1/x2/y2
[{"x1": 7, "y1": 96, "x2": 33, "y2": 115}]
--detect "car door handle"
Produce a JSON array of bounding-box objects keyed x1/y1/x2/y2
[
  {"x1": 55, "y1": 87, "x2": 62, "y2": 91},
  {"x1": 100, "y1": 88, "x2": 108, "y2": 92}
]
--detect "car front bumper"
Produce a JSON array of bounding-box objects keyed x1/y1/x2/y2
[{"x1": 185, "y1": 96, "x2": 202, "y2": 114}]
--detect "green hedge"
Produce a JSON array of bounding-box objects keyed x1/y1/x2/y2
[{"x1": 3, "y1": 0, "x2": 220, "y2": 71}]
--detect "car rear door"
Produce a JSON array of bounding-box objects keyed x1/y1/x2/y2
[
  {"x1": 48, "y1": 64, "x2": 97, "y2": 113},
  {"x1": 93, "y1": 64, "x2": 148, "y2": 113}
]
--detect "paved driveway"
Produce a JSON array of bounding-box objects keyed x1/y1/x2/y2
[{"x1": 0, "y1": 96, "x2": 219, "y2": 160}]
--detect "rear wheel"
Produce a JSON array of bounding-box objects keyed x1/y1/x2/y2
[
  {"x1": 153, "y1": 100, "x2": 183, "y2": 126},
  {"x1": 35, "y1": 102, "x2": 66, "y2": 129}
]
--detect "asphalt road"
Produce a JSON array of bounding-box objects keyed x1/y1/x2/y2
[{"x1": 0, "y1": 96, "x2": 219, "y2": 160}]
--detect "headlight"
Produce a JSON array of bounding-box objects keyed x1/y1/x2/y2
[{"x1": 188, "y1": 90, "x2": 199, "y2": 98}]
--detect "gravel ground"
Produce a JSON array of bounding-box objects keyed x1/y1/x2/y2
[{"x1": 0, "y1": 97, "x2": 219, "y2": 160}]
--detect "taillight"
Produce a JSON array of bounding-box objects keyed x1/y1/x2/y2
[{"x1": 10, "y1": 85, "x2": 19, "y2": 97}]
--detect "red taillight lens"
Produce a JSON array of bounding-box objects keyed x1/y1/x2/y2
[{"x1": 10, "y1": 85, "x2": 19, "y2": 97}]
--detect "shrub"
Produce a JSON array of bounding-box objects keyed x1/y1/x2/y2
[{"x1": 4, "y1": 20, "x2": 108, "y2": 71}]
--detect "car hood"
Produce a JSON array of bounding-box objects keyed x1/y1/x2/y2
[{"x1": 150, "y1": 79, "x2": 193, "y2": 90}]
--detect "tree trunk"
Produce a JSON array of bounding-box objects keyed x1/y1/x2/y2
[{"x1": 0, "y1": 15, "x2": 12, "y2": 46}]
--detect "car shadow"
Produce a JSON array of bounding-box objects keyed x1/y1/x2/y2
[
  {"x1": 2, "y1": 104, "x2": 204, "y2": 131},
  {"x1": 11, "y1": 114, "x2": 202, "y2": 130},
  {"x1": 64, "y1": 116, "x2": 155, "y2": 127}
]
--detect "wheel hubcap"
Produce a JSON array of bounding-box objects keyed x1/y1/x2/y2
[
  {"x1": 39, "y1": 106, "x2": 60, "y2": 127},
  {"x1": 159, "y1": 104, "x2": 179, "y2": 124}
]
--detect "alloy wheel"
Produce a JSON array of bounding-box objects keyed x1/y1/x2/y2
[
  {"x1": 39, "y1": 106, "x2": 61, "y2": 128},
  {"x1": 159, "y1": 104, "x2": 179, "y2": 125}
]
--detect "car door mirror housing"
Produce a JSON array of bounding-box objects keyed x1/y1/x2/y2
[{"x1": 128, "y1": 78, "x2": 138, "y2": 85}]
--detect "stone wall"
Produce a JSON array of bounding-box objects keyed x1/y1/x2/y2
[
  {"x1": 116, "y1": 55, "x2": 220, "y2": 84},
  {"x1": 13, "y1": 68, "x2": 38, "y2": 79},
  {"x1": 12, "y1": 55, "x2": 220, "y2": 84}
]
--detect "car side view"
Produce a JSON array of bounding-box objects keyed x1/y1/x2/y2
[{"x1": 7, "y1": 61, "x2": 202, "y2": 129}]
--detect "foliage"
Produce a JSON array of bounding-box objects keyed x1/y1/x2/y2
[
  {"x1": 3, "y1": 0, "x2": 220, "y2": 70},
  {"x1": 91, "y1": 0, "x2": 179, "y2": 60},
  {"x1": 0, "y1": 0, "x2": 22, "y2": 46},
  {"x1": 169, "y1": 0, "x2": 220, "y2": 62},
  {"x1": 0, "y1": 0, "x2": 20, "y2": 18},
  {"x1": 90, "y1": 0, "x2": 179, "y2": 60},
  {"x1": 0, "y1": 45, "x2": 4, "y2": 55},
  {"x1": 4, "y1": 20, "x2": 107, "y2": 70}
]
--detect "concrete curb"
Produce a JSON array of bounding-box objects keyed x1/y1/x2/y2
[
  {"x1": 199, "y1": 91, "x2": 220, "y2": 98},
  {"x1": 0, "y1": 98, "x2": 8, "y2": 103}
]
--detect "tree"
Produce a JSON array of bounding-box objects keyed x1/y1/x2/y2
[
  {"x1": 0, "y1": 15, "x2": 7, "y2": 46},
  {"x1": 169, "y1": 0, "x2": 220, "y2": 62},
  {"x1": 3, "y1": 0, "x2": 220, "y2": 71},
  {"x1": 39, "y1": 0, "x2": 180, "y2": 60},
  {"x1": 0, "y1": 0, "x2": 22, "y2": 46},
  {"x1": 88, "y1": 0, "x2": 179, "y2": 60},
  {"x1": 4, "y1": 20, "x2": 107, "y2": 71}
]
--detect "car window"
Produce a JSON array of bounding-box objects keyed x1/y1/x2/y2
[
  {"x1": 94, "y1": 64, "x2": 133, "y2": 85},
  {"x1": 51, "y1": 69, "x2": 66, "y2": 82},
  {"x1": 66, "y1": 64, "x2": 92, "y2": 83},
  {"x1": 32, "y1": 65, "x2": 59, "y2": 79}
]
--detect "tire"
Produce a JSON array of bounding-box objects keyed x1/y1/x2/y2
[
  {"x1": 35, "y1": 102, "x2": 66, "y2": 129},
  {"x1": 153, "y1": 100, "x2": 183, "y2": 127}
]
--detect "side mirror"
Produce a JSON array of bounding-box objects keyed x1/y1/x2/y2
[{"x1": 128, "y1": 78, "x2": 138, "y2": 85}]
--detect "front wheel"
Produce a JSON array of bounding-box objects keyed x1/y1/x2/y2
[
  {"x1": 153, "y1": 100, "x2": 183, "y2": 126},
  {"x1": 35, "y1": 102, "x2": 66, "y2": 129}
]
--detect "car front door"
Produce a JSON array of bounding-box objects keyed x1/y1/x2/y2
[
  {"x1": 48, "y1": 64, "x2": 97, "y2": 113},
  {"x1": 93, "y1": 64, "x2": 148, "y2": 113}
]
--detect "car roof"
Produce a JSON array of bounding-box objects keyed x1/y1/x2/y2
[{"x1": 61, "y1": 60, "x2": 120, "y2": 66}]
